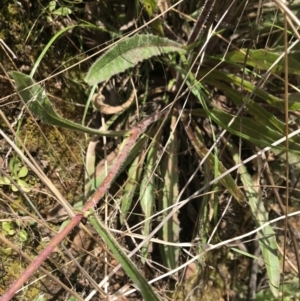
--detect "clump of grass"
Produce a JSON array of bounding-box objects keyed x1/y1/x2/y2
[{"x1": 1, "y1": 1, "x2": 300, "y2": 300}]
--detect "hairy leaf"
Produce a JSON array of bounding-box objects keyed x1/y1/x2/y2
[{"x1": 85, "y1": 34, "x2": 185, "y2": 85}]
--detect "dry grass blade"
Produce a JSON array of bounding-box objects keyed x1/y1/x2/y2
[
  {"x1": 2, "y1": 0, "x2": 300, "y2": 300},
  {"x1": 180, "y1": 111, "x2": 245, "y2": 203}
]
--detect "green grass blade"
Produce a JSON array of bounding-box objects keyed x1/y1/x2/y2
[
  {"x1": 30, "y1": 24, "x2": 78, "y2": 77},
  {"x1": 180, "y1": 55, "x2": 300, "y2": 154},
  {"x1": 222, "y1": 48, "x2": 300, "y2": 76},
  {"x1": 120, "y1": 153, "x2": 145, "y2": 224},
  {"x1": 209, "y1": 108, "x2": 300, "y2": 153},
  {"x1": 190, "y1": 106, "x2": 300, "y2": 155},
  {"x1": 158, "y1": 114, "x2": 180, "y2": 269},
  {"x1": 203, "y1": 71, "x2": 286, "y2": 132},
  {"x1": 140, "y1": 125, "x2": 162, "y2": 261},
  {"x1": 228, "y1": 142, "x2": 280, "y2": 297},
  {"x1": 88, "y1": 213, "x2": 162, "y2": 301}
]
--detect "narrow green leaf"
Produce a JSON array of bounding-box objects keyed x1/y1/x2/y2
[
  {"x1": 11, "y1": 71, "x2": 129, "y2": 137},
  {"x1": 89, "y1": 213, "x2": 162, "y2": 301},
  {"x1": 228, "y1": 142, "x2": 280, "y2": 297},
  {"x1": 203, "y1": 70, "x2": 287, "y2": 131},
  {"x1": 223, "y1": 48, "x2": 300, "y2": 75},
  {"x1": 31, "y1": 24, "x2": 78, "y2": 77},
  {"x1": 140, "y1": 125, "x2": 162, "y2": 261},
  {"x1": 230, "y1": 248, "x2": 262, "y2": 261},
  {"x1": 209, "y1": 108, "x2": 300, "y2": 153},
  {"x1": 158, "y1": 114, "x2": 180, "y2": 269},
  {"x1": 181, "y1": 55, "x2": 300, "y2": 155},
  {"x1": 10, "y1": 157, "x2": 19, "y2": 177},
  {"x1": 120, "y1": 153, "x2": 145, "y2": 224},
  {"x1": 85, "y1": 34, "x2": 185, "y2": 85}
]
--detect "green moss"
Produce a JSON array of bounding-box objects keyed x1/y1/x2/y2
[
  {"x1": 0, "y1": 257, "x2": 40, "y2": 299},
  {"x1": 7, "y1": 3, "x2": 19, "y2": 15}
]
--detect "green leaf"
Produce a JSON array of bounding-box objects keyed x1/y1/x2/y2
[
  {"x1": 19, "y1": 229, "x2": 28, "y2": 243},
  {"x1": 223, "y1": 48, "x2": 300, "y2": 75},
  {"x1": 58, "y1": 219, "x2": 71, "y2": 233},
  {"x1": 181, "y1": 54, "x2": 299, "y2": 155},
  {"x1": 11, "y1": 71, "x2": 129, "y2": 137},
  {"x1": 140, "y1": 125, "x2": 162, "y2": 261},
  {"x1": 0, "y1": 177, "x2": 11, "y2": 185},
  {"x1": 16, "y1": 179, "x2": 31, "y2": 192},
  {"x1": 203, "y1": 69, "x2": 291, "y2": 123},
  {"x1": 209, "y1": 108, "x2": 300, "y2": 153},
  {"x1": 9, "y1": 157, "x2": 19, "y2": 178},
  {"x1": 120, "y1": 154, "x2": 145, "y2": 224},
  {"x1": 85, "y1": 34, "x2": 185, "y2": 85},
  {"x1": 2, "y1": 222, "x2": 15, "y2": 235},
  {"x1": 158, "y1": 114, "x2": 180, "y2": 269},
  {"x1": 228, "y1": 142, "x2": 280, "y2": 297},
  {"x1": 89, "y1": 213, "x2": 162, "y2": 301},
  {"x1": 48, "y1": 1, "x2": 56, "y2": 12},
  {"x1": 30, "y1": 24, "x2": 79, "y2": 77},
  {"x1": 11, "y1": 183, "x2": 18, "y2": 192},
  {"x1": 0, "y1": 247, "x2": 12, "y2": 256},
  {"x1": 52, "y1": 7, "x2": 72, "y2": 16},
  {"x1": 18, "y1": 165, "x2": 28, "y2": 178},
  {"x1": 230, "y1": 248, "x2": 262, "y2": 261}
]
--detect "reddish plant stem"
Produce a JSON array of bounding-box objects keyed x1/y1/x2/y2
[
  {"x1": 0, "y1": 112, "x2": 164, "y2": 301},
  {"x1": 187, "y1": 0, "x2": 217, "y2": 46}
]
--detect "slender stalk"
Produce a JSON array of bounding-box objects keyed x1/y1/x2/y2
[
  {"x1": 187, "y1": 0, "x2": 217, "y2": 46},
  {"x1": 0, "y1": 111, "x2": 164, "y2": 301}
]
